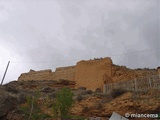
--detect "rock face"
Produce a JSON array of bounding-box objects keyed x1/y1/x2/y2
[
  {"x1": 0, "y1": 87, "x2": 18, "y2": 118},
  {"x1": 18, "y1": 57, "x2": 159, "y2": 91},
  {"x1": 70, "y1": 90, "x2": 160, "y2": 118}
]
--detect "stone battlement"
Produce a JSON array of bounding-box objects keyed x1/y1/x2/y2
[
  {"x1": 56, "y1": 66, "x2": 75, "y2": 71},
  {"x1": 18, "y1": 66, "x2": 76, "y2": 82}
]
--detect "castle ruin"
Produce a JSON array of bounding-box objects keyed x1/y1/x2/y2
[{"x1": 18, "y1": 57, "x2": 159, "y2": 91}]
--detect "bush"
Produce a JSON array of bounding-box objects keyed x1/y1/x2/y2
[
  {"x1": 78, "y1": 86, "x2": 86, "y2": 91},
  {"x1": 59, "y1": 79, "x2": 70, "y2": 85},
  {"x1": 4, "y1": 84, "x2": 19, "y2": 94},
  {"x1": 18, "y1": 91, "x2": 51, "y2": 120},
  {"x1": 95, "y1": 88, "x2": 102, "y2": 93},
  {"x1": 41, "y1": 87, "x2": 54, "y2": 93},
  {"x1": 52, "y1": 87, "x2": 74, "y2": 119},
  {"x1": 76, "y1": 95, "x2": 83, "y2": 102},
  {"x1": 48, "y1": 92, "x2": 57, "y2": 99},
  {"x1": 110, "y1": 88, "x2": 127, "y2": 98},
  {"x1": 18, "y1": 93, "x2": 27, "y2": 104},
  {"x1": 86, "y1": 90, "x2": 93, "y2": 94}
]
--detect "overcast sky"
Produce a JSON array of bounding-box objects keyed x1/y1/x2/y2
[{"x1": 0, "y1": 0, "x2": 159, "y2": 84}]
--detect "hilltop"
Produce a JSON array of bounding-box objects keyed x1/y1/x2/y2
[{"x1": 0, "y1": 57, "x2": 160, "y2": 120}]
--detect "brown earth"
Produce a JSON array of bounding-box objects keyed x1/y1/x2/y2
[
  {"x1": 70, "y1": 90, "x2": 160, "y2": 120},
  {"x1": 1, "y1": 80, "x2": 160, "y2": 120}
]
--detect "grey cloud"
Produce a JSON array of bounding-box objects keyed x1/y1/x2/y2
[{"x1": 0, "y1": 0, "x2": 159, "y2": 84}]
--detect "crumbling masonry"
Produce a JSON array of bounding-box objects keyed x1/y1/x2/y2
[{"x1": 18, "y1": 57, "x2": 160, "y2": 91}]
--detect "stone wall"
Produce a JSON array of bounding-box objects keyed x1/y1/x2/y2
[
  {"x1": 157, "y1": 66, "x2": 160, "y2": 78},
  {"x1": 18, "y1": 66, "x2": 75, "y2": 81},
  {"x1": 18, "y1": 57, "x2": 160, "y2": 92},
  {"x1": 54, "y1": 66, "x2": 75, "y2": 81},
  {"x1": 18, "y1": 69, "x2": 54, "y2": 81}
]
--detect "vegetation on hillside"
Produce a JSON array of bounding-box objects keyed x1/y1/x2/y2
[{"x1": 52, "y1": 87, "x2": 74, "y2": 119}]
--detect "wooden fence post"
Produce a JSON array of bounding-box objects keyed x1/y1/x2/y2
[
  {"x1": 134, "y1": 78, "x2": 137, "y2": 91},
  {"x1": 148, "y1": 77, "x2": 152, "y2": 89},
  {"x1": 103, "y1": 84, "x2": 107, "y2": 94},
  {"x1": 109, "y1": 84, "x2": 111, "y2": 94}
]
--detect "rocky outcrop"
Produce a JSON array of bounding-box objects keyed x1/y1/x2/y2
[
  {"x1": 0, "y1": 86, "x2": 18, "y2": 118},
  {"x1": 70, "y1": 90, "x2": 160, "y2": 118}
]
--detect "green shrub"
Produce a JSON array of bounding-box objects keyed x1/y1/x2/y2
[
  {"x1": 110, "y1": 88, "x2": 127, "y2": 98},
  {"x1": 52, "y1": 87, "x2": 74, "y2": 119},
  {"x1": 18, "y1": 91, "x2": 51, "y2": 120}
]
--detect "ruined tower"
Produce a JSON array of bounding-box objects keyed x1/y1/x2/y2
[
  {"x1": 75, "y1": 57, "x2": 113, "y2": 91},
  {"x1": 157, "y1": 66, "x2": 160, "y2": 78}
]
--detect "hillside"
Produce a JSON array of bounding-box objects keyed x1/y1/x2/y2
[
  {"x1": 0, "y1": 76, "x2": 160, "y2": 120},
  {"x1": 0, "y1": 57, "x2": 160, "y2": 120}
]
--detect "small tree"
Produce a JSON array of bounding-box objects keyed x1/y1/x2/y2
[
  {"x1": 53, "y1": 87, "x2": 74, "y2": 119},
  {"x1": 19, "y1": 91, "x2": 50, "y2": 120}
]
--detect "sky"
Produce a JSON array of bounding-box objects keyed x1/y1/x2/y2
[{"x1": 0, "y1": 0, "x2": 159, "y2": 84}]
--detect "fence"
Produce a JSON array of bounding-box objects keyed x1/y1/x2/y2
[{"x1": 104, "y1": 75, "x2": 160, "y2": 94}]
